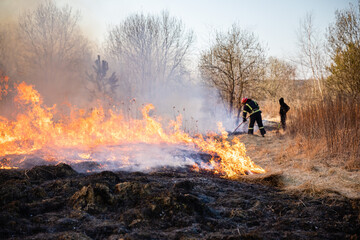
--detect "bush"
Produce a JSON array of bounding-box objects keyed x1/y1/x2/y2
[{"x1": 288, "y1": 96, "x2": 360, "y2": 169}]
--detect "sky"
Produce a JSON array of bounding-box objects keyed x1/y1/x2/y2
[{"x1": 0, "y1": 0, "x2": 357, "y2": 60}]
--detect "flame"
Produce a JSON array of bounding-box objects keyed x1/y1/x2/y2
[
  {"x1": 0, "y1": 81, "x2": 265, "y2": 177},
  {"x1": 78, "y1": 153, "x2": 91, "y2": 160},
  {"x1": 0, "y1": 158, "x2": 18, "y2": 169}
]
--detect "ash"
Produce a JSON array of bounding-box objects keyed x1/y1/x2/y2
[{"x1": 0, "y1": 163, "x2": 359, "y2": 240}]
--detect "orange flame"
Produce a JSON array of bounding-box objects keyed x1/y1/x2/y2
[
  {"x1": 0, "y1": 158, "x2": 18, "y2": 169},
  {"x1": 0, "y1": 81, "x2": 265, "y2": 176}
]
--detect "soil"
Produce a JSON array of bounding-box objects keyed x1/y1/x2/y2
[{"x1": 0, "y1": 162, "x2": 359, "y2": 240}]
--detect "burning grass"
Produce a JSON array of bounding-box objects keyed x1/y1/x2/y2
[{"x1": 0, "y1": 80, "x2": 265, "y2": 177}]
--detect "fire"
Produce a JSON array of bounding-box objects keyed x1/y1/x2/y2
[
  {"x1": 0, "y1": 158, "x2": 15, "y2": 169},
  {"x1": 0, "y1": 80, "x2": 265, "y2": 177}
]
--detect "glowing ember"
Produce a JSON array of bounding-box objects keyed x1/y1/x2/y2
[
  {"x1": 0, "y1": 80, "x2": 265, "y2": 177},
  {"x1": 0, "y1": 158, "x2": 17, "y2": 169}
]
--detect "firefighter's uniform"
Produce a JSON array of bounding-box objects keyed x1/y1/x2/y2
[
  {"x1": 279, "y1": 97, "x2": 290, "y2": 130},
  {"x1": 242, "y1": 99, "x2": 266, "y2": 136}
]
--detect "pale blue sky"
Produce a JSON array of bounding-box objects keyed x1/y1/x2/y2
[
  {"x1": 1, "y1": 0, "x2": 357, "y2": 59},
  {"x1": 63, "y1": 0, "x2": 356, "y2": 59}
]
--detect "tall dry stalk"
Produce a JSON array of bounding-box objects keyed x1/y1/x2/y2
[{"x1": 288, "y1": 96, "x2": 360, "y2": 168}]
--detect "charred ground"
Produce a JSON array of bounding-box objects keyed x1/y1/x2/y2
[{"x1": 0, "y1": 163, "x2": 359, "y2": 240}]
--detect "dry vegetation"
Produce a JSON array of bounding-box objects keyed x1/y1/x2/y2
[
  {"x1": 288, "y1": 97, "x2": 360, "y2": 169},
  {"x1": 234, "y1": 99, "x2": 360, "y2": 200},
  {"x1": 0, "y1": 1, "x2": 359, "y2": 239}
]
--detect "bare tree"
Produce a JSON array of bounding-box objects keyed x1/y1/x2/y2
[
  {"x1": 326, "y1": 1, "x2": 360, "y2": 99},
  {"x1": 105, "y1": 11, "x2": 194, "y2": 101},
  {"x1": 260, "y1": 57, "x2": 296, "y2": 100},
  {"x1": 0, "y1": 23, "x2": 23, "y2": 79},
  {"x1": 199, "y1": 24, "x2": 266, "y2": 119},
  {"x1": 17, "y1": 0, "x2": 91, "y2": 104},
  {"x1": 327, "y1": 1, "x2": 360, "y2": 55},
  {"x1": 0, "y1": 23, "x2": 27, "y2": 116},
  {"x1": 297, "y1": 13, "x2": 328, "y2": 98}
]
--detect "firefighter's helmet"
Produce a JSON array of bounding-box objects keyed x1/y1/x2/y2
[{"x1": 241, "y1": 97, "x2": 248, "y2": 104}]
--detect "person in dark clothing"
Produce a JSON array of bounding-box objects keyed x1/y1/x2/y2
[
  {"x1": 279, "y1": 97, "x2": 290, "y2": 130},
  {"x1": 241, "y1": 98, "x2": 266, "y2": 137}
]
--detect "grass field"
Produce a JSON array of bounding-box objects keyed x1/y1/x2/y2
[{"x1": 232, "y1": 98, "x2": 360, "y2": 199}]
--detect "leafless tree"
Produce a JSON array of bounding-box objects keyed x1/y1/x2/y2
[
  {"x1": 0, "y1": 23, "x2": 22, "y2": 79},
  {"x1": 0, "y1": 23, "x2": 27, "y2": 116},
  {"x1": 327, "y1": 1, "x2": 360, "y2": 55},
  {"x1": 260, "y1": 57, "x2": 296, "y2": 100},
  {"x1": 199, "y1": 24, "x2": 266, "y2": 119},
  {"x1": 297, "y1": 13, "x2": 328, "y2": 98},
  {"x1": 17, "y1": 0, "x2": 92, "y2": 104},
  {"x1": 105, "y1": 11, "x2": 194, "y2": 101},
  {"x1": 326, "y1": 1, "x2": 360, "y2": 99}
]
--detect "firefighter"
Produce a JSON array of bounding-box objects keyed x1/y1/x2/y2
[
  {"x1": 241, "y1": 98, "x2": 266, "y2": 137},
  {"x1": 279, "y1": 97, "x2": 290, "y2": 130}
]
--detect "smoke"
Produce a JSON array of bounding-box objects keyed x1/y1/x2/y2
[
  {"x1": 0, "y1": 0, "x2": 238, "y2": 132},
  {"x1": 144, "y1": 80, "x2": 239, "y2": 133},
  {"x1": 0, "y1": 0, "x2": 42, "y2": 22},
  {"x1": 0, "y1": 1, "x2": 246, "y2": 173},
  {"x1": 0, "y1": 0, "x2": 94, "y2": 115},
  {"x1": 84, "y1": 143, "x2": 199, "y2": 172},
  {"x1": 7, "y1": 143, "x2": 205, "y2": 173}
]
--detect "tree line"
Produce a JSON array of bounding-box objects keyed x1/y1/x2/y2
[{"x1": 0, "y1": 0, "x2": 359, "y2": 119}]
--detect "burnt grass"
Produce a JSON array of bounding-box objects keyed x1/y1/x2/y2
[{"x1": 0, "y1": 164, "x2": 359, "y2": 240}]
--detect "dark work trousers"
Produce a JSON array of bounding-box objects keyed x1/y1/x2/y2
[
  {"x1": 280, "y1": 113, "x2": 287, "y2": 130},
  {"x1": 248, "y1": 111, "x2": 266, "y2": 136}
]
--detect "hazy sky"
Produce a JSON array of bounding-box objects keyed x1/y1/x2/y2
[{"x1": 0, "y1": 0, "x2": 357, "y2": 59}]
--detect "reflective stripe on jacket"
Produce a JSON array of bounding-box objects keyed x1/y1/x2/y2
[{"x1": 243, "y1": 99, "x2": 261, "y2": 119}]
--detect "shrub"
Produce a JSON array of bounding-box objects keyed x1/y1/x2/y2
[{"x1": 288, "y1": 96, "x2": 360, "y2": 169}]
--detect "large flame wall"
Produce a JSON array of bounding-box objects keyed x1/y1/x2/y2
[{"x1": 0, "y1": 80, "x2": 265, "y2": 177}]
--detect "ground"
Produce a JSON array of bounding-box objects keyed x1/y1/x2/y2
[
  {"x1": 0, "y1": 123, "x2": 359, "y2": 240},
  {"x1": 234, "y1": 121, "x2": 360, "y2": 199}
]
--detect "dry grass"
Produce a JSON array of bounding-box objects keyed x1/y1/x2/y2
[
  {"x1": 260, "y1": 100, "x2": 279, "y2": 120},
  {"x1": 229, "y1": 97, "x2": 360, "y2": 199},
  {"x1": 233, "y1": 114, "x2": 360, "y2": 199},
  {"x1": 288, "y1": 96, "x2": 360, "y2": 169},
  {"x1": 235, "y1": 171, "x2": 284, "y2": 188},
  {"x1": 238, "y1": 130, "x2": 360, "y2": 199}
]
